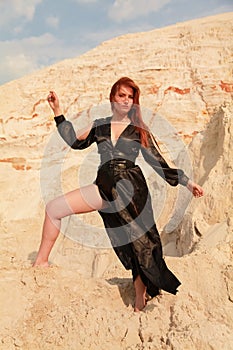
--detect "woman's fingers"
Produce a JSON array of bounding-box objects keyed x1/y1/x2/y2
[
  {"x1": 187, "y1": 180, "x2": 204, "y2": 198},
  {"x1": 47, "y1": 91, "x2": 55, "y2": 102},
  {"x1": 47, "y1": 93, "x2": 53, "y2": 102},
  {"x1": 47, "y1": 91, "x2": 61, "y2": 116},
  {"x1": 47, "y1": 91, "x2": 59, "y2": 108},
  {"x1": 193, "y1": 184, "x2": 204, "y2": 197}
]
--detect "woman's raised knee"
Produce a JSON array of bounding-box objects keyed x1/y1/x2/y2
[
  {"x1": 45, "y1": 198, "x2": 61, "y2": 220},
  {"x1": 45, "y1": 194, "x2": 75, "y2": 220}
]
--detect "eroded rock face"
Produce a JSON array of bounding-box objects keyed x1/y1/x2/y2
[
  {"x1": 0, "y1": 13, "x2": 233, "y2": 350},
  {"x1": 162, "y1": 102, "x2": 233, "y2": 256}
]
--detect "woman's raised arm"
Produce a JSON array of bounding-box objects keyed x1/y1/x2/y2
[{"x1": 47, "y1": 91, "x2": 95, "y2": 149}]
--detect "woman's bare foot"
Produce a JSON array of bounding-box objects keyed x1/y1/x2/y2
[
  {"x1": 134, "y1": 295, "x2": 147, "y2": 312},
  {"x1": 134, "y1": 275, "x2": 147, "y2": 312},
  {"x1": 32, "y1": 260, "x2": 50, "y2": 267}
]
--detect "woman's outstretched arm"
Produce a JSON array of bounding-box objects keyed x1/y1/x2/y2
[
  {"x1": 141, "y1": 132, "x2": 204, "y2": 198},
  {"x1": 47, "y1": 91, "x2": 95, "y2": 149}
]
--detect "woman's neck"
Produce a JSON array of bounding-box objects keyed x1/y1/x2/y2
[{"x1": 111, "y1": 111, "x2": 130, "y2": 122}]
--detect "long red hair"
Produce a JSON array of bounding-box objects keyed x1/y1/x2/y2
[{"x1": 109, "y1": 77, "x2": 149, "y2": 147}]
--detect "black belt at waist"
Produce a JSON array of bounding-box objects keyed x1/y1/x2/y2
[{"x1": 100, "y1": 159, "x2": 135, "y2": 171}]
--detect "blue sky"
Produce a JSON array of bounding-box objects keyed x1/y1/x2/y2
[{"x1": 0, "y1": 0, "x2": 232, "y2": 85}]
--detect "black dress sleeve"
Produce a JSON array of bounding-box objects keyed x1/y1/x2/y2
[
  {"x1": 54, "y1": 115, "x2": 96, "y2": 149},
  {"x1": 141, "y1": 132, "x2": 189, "y2": 186}
]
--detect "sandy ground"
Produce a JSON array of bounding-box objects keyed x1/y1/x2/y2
[{"x1": 0, "y1": 215, "x2": 233, "y2": 350}]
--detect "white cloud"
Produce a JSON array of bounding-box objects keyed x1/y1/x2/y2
[
  {"x1": 46, "y1": 16, "x2": 59, "y2": 29},
  {"x1": 0, "y1": 0, "x2": 43, "y2": 26},
  {"x1": 108, "y1": 0, "x2": 171, "y2": 22},
  {"x1": 0, "y1": 34, "x2": 60, "y2": 84},
  {"x1": 0, "y1": 33, "x2": 87, "y2": 85},
  {"x1": 1, "y1": 53, "x2": 39, "y2": 82},
  {"x1": 13, "y1": 25, "x2": 24, "y2": 35}
]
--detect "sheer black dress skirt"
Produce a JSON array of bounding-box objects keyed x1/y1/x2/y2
[{"x1": 96, "y1": 161, "x2": 181, "y2": 297}]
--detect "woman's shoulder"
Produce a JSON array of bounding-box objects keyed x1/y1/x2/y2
[{"x1": 93, "y1": 116, "x2": 111, "y2": 127}]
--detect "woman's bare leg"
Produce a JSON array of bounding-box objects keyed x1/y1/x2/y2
[
  {"x1": 134, "y1": 275, "x2": 147, "y2": 312},
  {"x1": 33, "y1": 184, "x2": 104, "y2": 266}
]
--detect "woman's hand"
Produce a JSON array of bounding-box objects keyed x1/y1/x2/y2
[
  {"x1": 187, "y1": 180, "x2": 204, "y2": 198},
  {"x1": 47, "y1": 91, "x2": 62, "y2": 116}
]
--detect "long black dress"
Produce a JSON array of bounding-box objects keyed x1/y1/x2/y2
[{"x1": 54, "y1": 115, "x2": 189, "y2": 297}]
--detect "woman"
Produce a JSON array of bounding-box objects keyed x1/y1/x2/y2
[{"x1": 33, "y1": 77, "x2": 204, "y2": 311}]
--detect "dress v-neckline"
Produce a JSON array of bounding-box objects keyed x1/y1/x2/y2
[{"x1": 109, "y1": 117, "x2": 132, "y2": 147}]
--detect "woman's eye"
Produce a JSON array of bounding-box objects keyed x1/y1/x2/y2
[{"x1": 118, "y1": 94, "x2": 133, "y2": 99}]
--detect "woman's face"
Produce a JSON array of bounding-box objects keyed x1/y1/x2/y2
[{"x1": 112, "y1": 84, "x2": 134, "y2": 116}]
